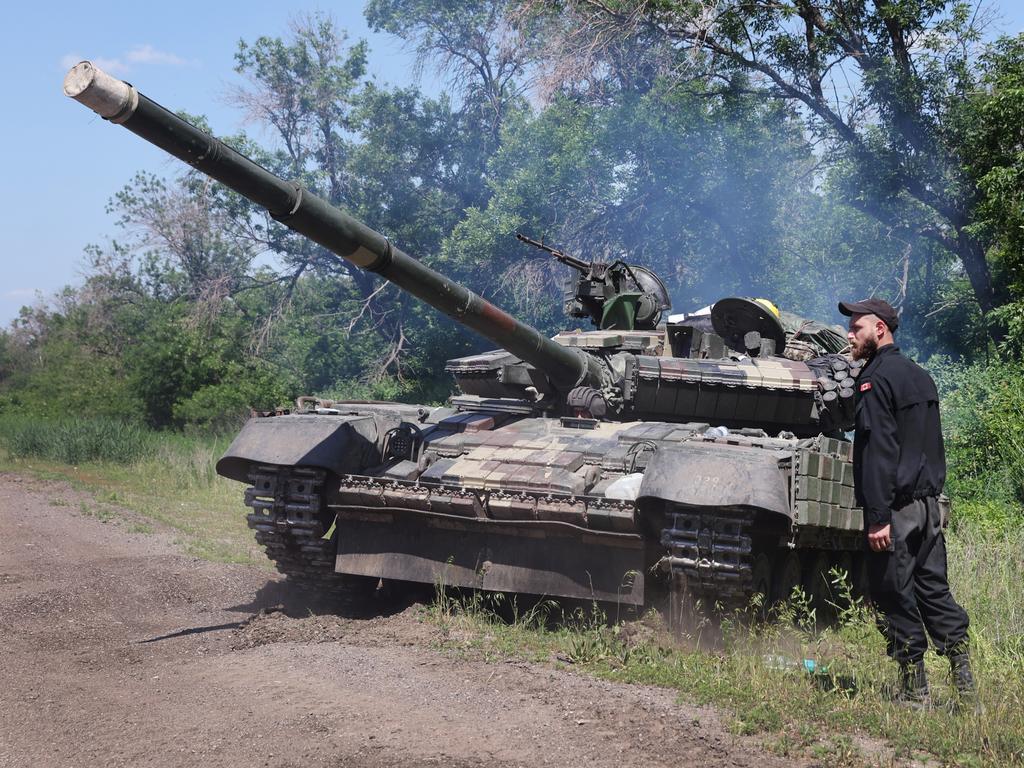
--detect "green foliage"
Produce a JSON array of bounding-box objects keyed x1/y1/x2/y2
[
  {"x1": 935, "y1": 358, "x2": 1024, "y2": 526},
  {"x1": 125, "y1": 304, "x2": 292, "y2": 429},
  {"x1": 443, "y1": 81, "x2": 824, "y2": 330},
  {"x1": 535, "y1": 0, "x2": 1018, "y2": 346},
  {"x1": 321, "y1": 376, "x2": 417, "y2": 404},
  {"x1": 0, "y1": 335, "x2": 141, "y2": 419},
  {"x1": 365, "y1": 0, "x2": 529, "y2": 153},
  {"x1": 171, "y1": 381, "x2": 267, "y2": 434},
  {"x1": 953, "y1": 34, "x2": 1024, "y2": 355},
  {"x1": 109, "y1": 171, "x2": 258, "y2": 301}
]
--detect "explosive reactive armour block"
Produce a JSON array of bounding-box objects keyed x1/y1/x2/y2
[
  {"x1": 818, "y1": 455, "x2": 835, "y2": 480},
  {"x1": 841, "y1": 460, "x2": 854, "y2": 486},
  {"x1": 798, "y1": 449, "x2": 820, "y2": 477},
  {"x1": 841, "y1": 484, "x2": 854, "y2": 508},
  {"x1": 795, "y1": 474, "x2": 821, "y2": 501}
]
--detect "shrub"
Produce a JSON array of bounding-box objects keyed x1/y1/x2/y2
[{"x1": 171, "y1": 379, "x2": 283, "y2": 434}]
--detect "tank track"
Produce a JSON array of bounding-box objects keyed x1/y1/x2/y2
[
  {"x1": 661, "y1": 509, "x2": 754, "y2": 608},
  {"x1": 662, "y1": 508, "x2": 867, "y2": 618},
  {"x1": 243, "y1": 465, "x2": 374, "y2": 598}
]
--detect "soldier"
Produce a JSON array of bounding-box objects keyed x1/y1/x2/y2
[{"x1": 839, "y1": 298, "x2": 975, "y2": 709}]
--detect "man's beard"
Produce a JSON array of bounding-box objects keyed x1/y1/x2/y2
[{"x1": 851, "y1": 334, "x2": 878, "y2": 361}]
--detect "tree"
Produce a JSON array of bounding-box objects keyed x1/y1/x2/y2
[
  {"x1": 230, "y1": 16, "x2": 377, "y2": 337},
  {"x1": 109, "y1": 171, "x2": 258, "y2": 315},
  {"x1": 230, "y1": 13, "x2": 514, "y2": 383},
  {"x1": 365, "y1": 0, "x2": 532, "y2": 151},
  {"x1": 951, "y1": 34, "x2": 1024, "y2": 355},
  {"x1": 520, "y1": 0, "x2": 1009, "y2": 344}
]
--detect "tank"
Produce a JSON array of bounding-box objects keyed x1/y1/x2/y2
[{"x1": 64, "y1": 61, "x2": 874, "y2": 620}]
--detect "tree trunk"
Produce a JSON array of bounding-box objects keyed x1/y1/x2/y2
[{"x1": 956, "y1": 229, "x2": 1005, "y2": 345}]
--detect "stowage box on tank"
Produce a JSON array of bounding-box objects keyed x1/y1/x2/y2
[{"x1": 65, "y1": 61, "x2": 875, "y2": 620}]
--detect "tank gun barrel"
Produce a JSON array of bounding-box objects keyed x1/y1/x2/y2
[
  {"x1": 515, "y1": 233, "x2": 590, "y2": 273},
  {"x1": 63, "y1": 62, "x2": 604, "y2": 392}
]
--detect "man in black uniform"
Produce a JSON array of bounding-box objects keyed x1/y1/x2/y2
[{"x1": 839, "y1": 297, "x2": 974, "y2": 707}]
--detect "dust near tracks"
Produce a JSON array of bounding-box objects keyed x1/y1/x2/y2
[{"x1": 0, "y1": 474, "x2": 807, "y2": 768}]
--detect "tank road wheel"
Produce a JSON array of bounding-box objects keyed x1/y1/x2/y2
[
  {"x1": 771, "y1": 550, "x2": 802, "y2": 608},
  {"x1": 801, "y1": 550, "x2": 834, "y2": 625},
  {"x1": 750, "y1": 553, "x2": 773, "y2": 619}
]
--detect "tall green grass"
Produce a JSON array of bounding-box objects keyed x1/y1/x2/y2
[
  {"x1": 0, "y1": 415, "x2": 156, "y2": 464},
  {"x1": 937, "y1": 360, "x2": 1024, "y2": 530}
]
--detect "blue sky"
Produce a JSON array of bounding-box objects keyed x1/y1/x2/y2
[
  {"x1": 2, "y1": 1, "x2": 429, "y2": 325},
  {"x1": 2, "y1": 1, "x2": 1023, "y2": 325}
]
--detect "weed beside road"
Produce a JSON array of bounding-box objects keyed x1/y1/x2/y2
[{"x1": 427, "y1": 538, "x2": 1024, "y2": 766}]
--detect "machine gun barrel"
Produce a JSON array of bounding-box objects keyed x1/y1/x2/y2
[
  {"x1": 63, "y1": 62, "x2": 604, "y2": 391},
  {"x1": 515, "y1": 233, "x2": 591, "y2": 273}
]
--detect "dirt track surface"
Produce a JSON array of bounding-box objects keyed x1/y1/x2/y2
[{"x1": 0, "y1": 474, "x2": 810, "y2": 768}]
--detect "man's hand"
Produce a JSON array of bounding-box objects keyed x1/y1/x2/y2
[{"x1": 867, "y1": 523, "x2": 892, "y2": 552}]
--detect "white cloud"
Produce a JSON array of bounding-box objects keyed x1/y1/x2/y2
[
  {"x1": 125, "y1": 44, "x2": 188, "y2": 67},
  {"x1": 59, "y1": 45, "x2": 192, "y2": 76}
]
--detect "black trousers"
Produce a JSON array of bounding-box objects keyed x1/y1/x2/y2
[{"x1": 867, "y1": 496, "x2": 970, "y2": 664}]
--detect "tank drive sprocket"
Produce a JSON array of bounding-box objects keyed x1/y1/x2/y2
[{"x1": 244, "y1": 465, "x2": 377, "y2": 603}]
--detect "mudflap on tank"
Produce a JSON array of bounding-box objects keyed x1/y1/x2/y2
[
  {"x1": 637, "y1": 443, "x2": 792, "y2": 517},
  {"x1": 332, "y1": 510, "x2": 647, "y2": 605},
  {"x1": 217, "y1": 413, "x2": 382, "y2": 483}
]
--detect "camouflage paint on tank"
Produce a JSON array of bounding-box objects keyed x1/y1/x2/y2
[{"x1": 65, "y1": 61, "x2": 873, "y2": 611}]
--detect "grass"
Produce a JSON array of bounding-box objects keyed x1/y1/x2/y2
[
  {"x1": 0, "y1": 415, "x2": 263, "y2": 566},
  {"x1": 79, "y1": 500, "x2": 116, "y2": 523},
  {"x1": 1, "y1": 414, "x2": 1022, "y2": 764},
  {"x1": 0, "y1": 415, "x2": 156, "y2": 464},
  {"x1": 424, "y1": 529, "x2": 1024, "y2": 767}
]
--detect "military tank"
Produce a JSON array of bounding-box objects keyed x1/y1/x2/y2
[{"x1": 65, "y1": 61, "x2": 872, "y2": 620}]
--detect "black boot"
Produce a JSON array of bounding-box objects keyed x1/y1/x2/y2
[
  {"x1": 949, "y1": 651, "x2": 980, "y2": 713},
  {"x1": 950, "y1": 652, "x2": 975, "y2": 695},
  {"x1": 895, "y1": 660, "x2": 931, "y2": 709}
]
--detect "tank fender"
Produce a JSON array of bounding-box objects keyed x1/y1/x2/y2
[
  {"x1": 637, "y1": 444, "x2": 791, "y2": 519},
  {"x1": 216, "y1": 413, "x2": 383, "y2": 482}
]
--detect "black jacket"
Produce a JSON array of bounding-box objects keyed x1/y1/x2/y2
[{"x1": 853, "y1": 344, "x2": 946, "y2": 526}]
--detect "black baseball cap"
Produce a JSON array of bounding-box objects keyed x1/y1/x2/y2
[{"x1": 838, "y1": 297, "x2": 899, "y2": 332}]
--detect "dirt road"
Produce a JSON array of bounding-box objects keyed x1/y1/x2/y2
[{"x1": 0, "y1": 473, "x2": 809, "y2": 768}]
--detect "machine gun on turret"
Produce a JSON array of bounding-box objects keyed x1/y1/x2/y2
[{"x1": 516, "y1": 233, "x2": 670, "y2": 332}]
